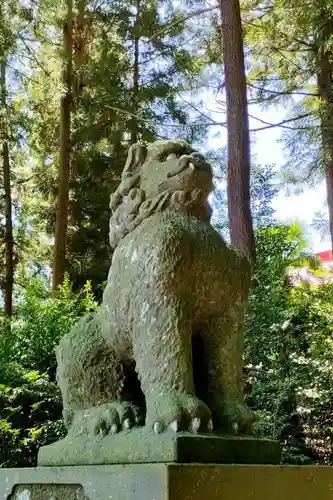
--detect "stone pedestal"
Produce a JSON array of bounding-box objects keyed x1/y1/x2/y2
[
  {"x1": 38, "y1": 431, "x2": 281, "y2": 466},
  {"x1": 2, "y1": 464, "x2": 333, "y2": 500}
]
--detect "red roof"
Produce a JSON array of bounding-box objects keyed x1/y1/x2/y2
[{"x1": 316, "y1": 250, "x2": 333, "y2": 262}]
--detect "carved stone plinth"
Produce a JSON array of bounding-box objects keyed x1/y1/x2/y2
[
  {"x1": 2, "y1": 464, "x2": 333, "y2": 500},
  {"x1": 38, "y1": 431, "x2": 281, "y2": 466}
]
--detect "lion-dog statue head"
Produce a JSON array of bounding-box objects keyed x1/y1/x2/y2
[{"x1": 109, "y1": 139, "x2": 213, "y2": 249}]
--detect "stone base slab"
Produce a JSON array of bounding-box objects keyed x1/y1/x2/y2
[
  {"x1": 3, "y1": 464, "x2": 333, "y2": 500},
  {"x1": 38, "y1": 430, "x2": 280, "y2": 466}
]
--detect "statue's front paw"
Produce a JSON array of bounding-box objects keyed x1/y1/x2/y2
[
  {"x1": 146, "y1": 392, "x2": 212, "y2": 434},
  {"x1": 68, "y1": 402, "x2": 141, "y2": 438},
  {"x1": 212, "y1": 398, "x2": 256, "y2": 434}
]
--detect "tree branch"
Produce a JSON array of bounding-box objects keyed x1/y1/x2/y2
[
  {"x1": 148, "y1": 5, "x2": 218, "y2": 43},
  {"x1": 247, "y1": 82, "x2": 319, "y2": 98},
  {"x1": 179, "y1": 95, "x2": 217, "y2": 124},
  {"x1": 249, "y1": 112, "x2": 315, "y2": 132},
  {"x1": 17, "y1": 33, "x2": 51, "y2": 76}
]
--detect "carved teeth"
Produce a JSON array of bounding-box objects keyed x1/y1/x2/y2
[
  {"x1": 189, "y1": 417, "x2": 201, "y2": 433},
  {"x1": 169, "y1": 420, "x2": 179, "y2": 433},
  {"x1": 110, "y1": 424, "x2": 118, "y2": 434},
  {"x1": 123, "y1": 419, "x2": 131, "y2": 430},
  {"x1": 154, "y1": 422, "x2": 161, "y2": 434}
]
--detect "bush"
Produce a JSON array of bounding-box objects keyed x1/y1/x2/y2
[
  {"x1": 0, "y1": 276, "x2": 97, "y2": 467},
  {"x1": 245, "y1": 224, "x2": 333, "y2": 464},
  {"x1": 0, "y1": 366, "x2": 65, "y2": 467},
  {"x1": 3, "y1": 225, "x2": 333, "y2": 467}
]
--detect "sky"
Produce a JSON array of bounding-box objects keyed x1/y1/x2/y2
[
  {"x1": 249, "y1": 104, "x2": 329, "y2": 253},
  {"x1": 252, "y1": 113, "x2": 329, "y2": 253},
  {"x1": 204, "y1": 94, "x2": 330, "y2": 254}
]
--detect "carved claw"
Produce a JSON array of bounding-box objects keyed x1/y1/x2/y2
[
  {"x1": 110, "y1": 424, "x2": 118, "y2": 434},
  {"x1": 123, "y1": 418, "x2": 131, "y2": 430},
  {"x1": 154, "y1": 422, "x2": 161, "y2": 435},
  {"x1": 189, "y1": 417, "x2": 201, "y2": 433},
  {"x1": 232, "y1": 422, "x2": 239, "y2": 435},
  {"x1": 169, "y1": 420, "x2": 179, "y2": 433},
  {"x1": 135, "y1": 414, "x2": 144, "y2": 427},
  {"x1": 92, "y1": 417, "x2": 109, "y2": 437},
  {"x1": 207, "y1": 419, "x2": 213, "y2": 432},
  {"x1": 95, "y1": 422, "x2": 107, "y2": 437}
]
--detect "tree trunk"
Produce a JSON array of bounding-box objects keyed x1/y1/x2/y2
[
  {"x1": 219, "y1": 0, "x2": 255, "y2": 265},
  {"x1": 131, "y1": 0, "x2": 140, "y2": 145},
  {"x1": 0, "y1": 60, "x2": 13, "y2": 316},
  {"x1": 73, "y1": 0, "x2": 88, "y2": 100},
  {"x1": 52, "y1": 0, "x2": 73, "y2": 290},
  {"x1": 316, "y1": 52, "x2": 333, "y2": 253}
]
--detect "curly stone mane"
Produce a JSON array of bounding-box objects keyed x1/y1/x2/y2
[{"x1": 109, "y1": 139, "x2": 213, "y2": 249}]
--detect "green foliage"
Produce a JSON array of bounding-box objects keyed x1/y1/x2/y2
[
  {"x1": 246, "y1": 224, "x2": 333, "y2": 464},
  {"x1": 212, "y1": 162, "x2": 278, "y2": 237},
  {"x1": 1, "y1": 0, "x2": 333, "y2": 471},
  {"x1": 0, "y1": 277, "x2": 96, "y2": 467},
  {"x1": 243, "y1": 0, "x2": 333, "y2": 187},
  {"x1": 2, "y1": 223, "x2": 333, "y2": 467},
  {"x1": 246, "y1": 224, "x2": 306, "y2": 370},
  {"x1": 0, "y1": 368, "x2": 65, "y2": 468},
  {"x1": 19, "y1": 0, "x2": 213, "y2": 295}
]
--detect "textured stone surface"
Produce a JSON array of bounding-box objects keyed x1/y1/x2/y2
[
  {"x1": 38, "y1": 431, "x2": 281, "y2": 466},
  {"x1": 44, "y1": 139, "x2": 258, "y2": 466},
  {"x1": 3, "y1": 464, "x2": 333, "y2": 500},
  {"x1": 0, "y1": 464, "x2": 165, "y2": 500},
  {"x1": 168, "y1": 464, "x2": 333, "y2": 500},
  {"x1": 11, "y1": 484, "x2": 87, "y2": 500}
]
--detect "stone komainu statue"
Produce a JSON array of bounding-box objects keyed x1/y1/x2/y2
[{"x1": 56, "y1": 139, "x2": 254, "y2": 439}]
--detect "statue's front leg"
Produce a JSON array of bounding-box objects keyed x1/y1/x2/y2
[
  {"x1": 133, "y1": 296, "x2": 211, "y2": 434},
  {"x1": 203, "y1": 305, "x2": 255, "y2": 434}
]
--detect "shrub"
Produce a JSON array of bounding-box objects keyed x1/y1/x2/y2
[
  {"x1": 0, "y1": 276, "x2": 97, "y2": 467},
  {"x1": 246, "y1": 224, "x2": 333, "y2": 464}
]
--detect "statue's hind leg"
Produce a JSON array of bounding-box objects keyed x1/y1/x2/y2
[{"x1": 56, "y1": 313, "x2": 141, "y2": 437}]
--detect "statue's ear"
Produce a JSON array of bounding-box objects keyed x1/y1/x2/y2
[{"x1": 122, "y1": 144, "x2": 147, "y2": 178}]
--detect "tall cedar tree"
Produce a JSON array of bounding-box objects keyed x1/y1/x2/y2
[
  {"x1": 26, "y1": 0, "x2": 210, "y2": 294},
  {"x1": 53, "y1": 0, "x2": 88, "y2": 290},
  {"x1": 52, "y1": 0, "x2": 73, "y2": 290},
  {"x1": 0, "y1": 3, "x2": 50, "y2": 307},
  {"x1": 131, "y1": 0, "x2": 140, "y2": 145},
  {"x1": 0, "y1": 59, "x2": 13, "y2": 315},
  {"x1": 219, "y1": 0, "x2": 255, "y2": 264}
]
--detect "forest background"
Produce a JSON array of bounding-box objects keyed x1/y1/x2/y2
[{"x1": 2, "y1": 0, "x2": 333, "y2": 467}]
